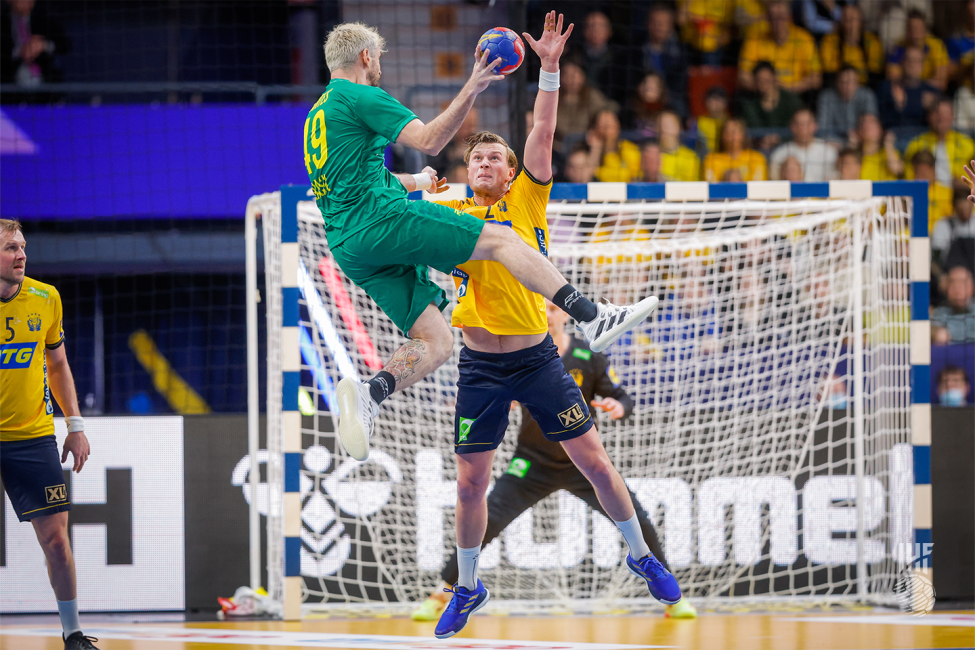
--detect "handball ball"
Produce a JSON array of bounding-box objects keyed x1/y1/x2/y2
[{"x1": 478, "y1": 27, "x2": 525, "y2": 75}]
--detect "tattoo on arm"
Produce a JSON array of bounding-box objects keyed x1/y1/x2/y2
[{"x1": 384, "y1": 339, "x2": 427, "y2": 383}]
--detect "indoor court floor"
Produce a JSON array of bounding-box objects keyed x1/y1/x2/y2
[{"x1": 1, "y1": 610, "x2": 973, "y2": 650}]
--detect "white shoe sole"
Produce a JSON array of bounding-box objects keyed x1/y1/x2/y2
[
  {"x1": 336, "y1": 378, "x2": 370, "y2": 461},
  {"x1": 434, "y1": 589, "x2": 490, "y2": 639},
  {"x1": 589, "y1": 296, "x2": 659, "y2": 353}
]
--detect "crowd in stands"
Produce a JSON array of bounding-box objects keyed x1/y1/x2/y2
[
  {"x1": 521, "y1": 1, "x2": 974, "y2": 197},
  {"x1": 429, "y1": 2, "x2": 972, "y2": 254},
  {"x1": 518, "y1": 0, "x2": 974, "y2": 353}
]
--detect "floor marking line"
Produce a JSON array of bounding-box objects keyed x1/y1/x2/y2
[
  {"x1": 782, "y1": 614, "x2": 975, "y2": 628},
  {"x1": 0, "y1": 625, "x2": 674, "y2": 649}
]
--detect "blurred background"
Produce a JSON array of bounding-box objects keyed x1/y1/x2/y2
[{"x1": 1, "y1": 0, "x2": 972, "y2": 415}]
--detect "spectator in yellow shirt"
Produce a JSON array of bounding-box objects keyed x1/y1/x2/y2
[
  {"x1": 739, "y1": 1, "x2": 822, "y2": 94},
  {"x1": 904, "y1": 99, "x2": 975, "y2": 191},
  {"x1": 703, "y1": 119, "x2": 768, "y2": 182},
  {"x1": 886, "y1": 9, "x2": 950, "y2": 91},
  {"x1": 676, "y1": 0, "x2": 733, "y2": 65},
  {"x1": 820, "y1": 4, "x2": 884, "y2": 86},
  {"x1": 912, "y1": 150, "x2": 955, "y2": 234},
  {"x1": 585, "y1": 109, "x2": 642, "y2": 183},
  {"x1": 735, "y1": 0, "x2": 768, "y2": 39},
  {"x1": 851, "y1": 113, "x2": 904, "y2": 181},
  {"x1": 695, "y1": 86, "x2": 729, "y2": 155},
  {"x1": 658, "y1": 110, "x2": 700, "y2": 182}
]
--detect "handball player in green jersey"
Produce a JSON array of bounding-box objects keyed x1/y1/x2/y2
[{"x1": 306, "y1": 22, "x2": 660, "y2": 461}]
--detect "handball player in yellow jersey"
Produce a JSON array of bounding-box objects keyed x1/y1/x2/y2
[
  {"x1": 0, "y1": 220, "x2": 100, "y2": 650},
  {"x1": 427, "y1": 14, "x2": 677, "y2": 639}
]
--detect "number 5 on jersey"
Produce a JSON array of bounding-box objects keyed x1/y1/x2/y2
[{"x1": 304, "y1": 109, "x2": 327, "y2": 175}]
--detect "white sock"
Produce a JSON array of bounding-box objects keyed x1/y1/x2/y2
[
  {"x1": 456, "y1": 545, "x2": 481, "y2": 590},
  {"x1": 57, "y1": 598, "x2": 81, "y2": 637},
  {"x1": 614, "y1": 514, "x2": 651, "y2": 560}
]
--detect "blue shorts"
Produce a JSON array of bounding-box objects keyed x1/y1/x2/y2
[
  {"x1": 0, "y1": 435, "x2": 70, "y2": 522},
  {"x1": 454, "y1": 335, "x2": 592, "y2": 454}
]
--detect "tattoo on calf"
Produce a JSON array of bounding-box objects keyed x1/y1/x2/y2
[{"x1": 385, "y1": 340, "x2": 426, "y2": 382}]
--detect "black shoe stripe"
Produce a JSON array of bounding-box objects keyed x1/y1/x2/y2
[{"x1": 594, "y1": 319, "x2": 607, "y2": 340}]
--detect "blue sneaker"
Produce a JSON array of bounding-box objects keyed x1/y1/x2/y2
[
  {"x1": 626, "y1": 553, "x2": 682, "y2": 604},
  {"x1": 434, "y1": 580, "x2": 490, "y2": 639}
]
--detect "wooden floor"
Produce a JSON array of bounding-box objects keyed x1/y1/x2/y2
[{"x1": 2, "y1": 610, "x2": 973, "y2": 650}]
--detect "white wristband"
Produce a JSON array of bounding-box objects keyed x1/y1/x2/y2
[
  {"x1": 538, "y1": 69, "x2": 560, "y2": 92},
  {"x1": 412, "y1": 172, "x2": 433, "y2": 191},
  {"x1": 66, "y1": 416, "x2": 84, "y2": 433}
]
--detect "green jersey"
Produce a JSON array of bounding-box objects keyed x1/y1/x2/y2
[{"x1": 303, "y1": 78, "x2": 418, "y2": 248}]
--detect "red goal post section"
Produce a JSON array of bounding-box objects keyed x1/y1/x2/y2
[{"x1": 272, "y1": 179, "x2": 930, "y2": 619}]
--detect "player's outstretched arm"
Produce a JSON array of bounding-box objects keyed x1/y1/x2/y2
[
  {"x1": 393, "y1": 166, "x2": 448, "y2": 193},
  {"x1": 396, "y1": 48, "x2": 504, "y2": 156},
  {"x1": 963, "y1": 159, "x2": 975, "y2": 205},
  {"x1": 47, "y1": 344, "x2": 89, "y2": 472},
  {"x1": 522, "y1": 11, "x2": 573, "y2": 181}
]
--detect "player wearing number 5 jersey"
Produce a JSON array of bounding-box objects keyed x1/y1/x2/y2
[
  {"x1": 423, "y1": 14, "x2": 675, "y2": 639},
  {"x1": 0, "y1": 220, "x2": 99, "y2": 650},
  {"x1": 305, "y1": 22, "x2": 660, "y2": 463}
]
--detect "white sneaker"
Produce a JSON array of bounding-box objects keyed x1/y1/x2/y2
[
  {"x1": 578, "y1": 296, "x2": 659, "y2": 353},
  {"x1": 336, "y1": 378, "x2": 379, "y2": 461}
]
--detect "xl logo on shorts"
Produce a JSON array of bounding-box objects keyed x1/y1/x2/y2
[
  {"x1": 0, "y1": 342, "x2": 36, "y2": 369},
  {"x1": 558, "y1": 404, "x2": 585, "y2": 428},
  {"x1": 45, "y1": 484, "x2": 66, "y2": 504},
  {"x1": 458, "y1": 417, "x2": 475, "y2": 442}
]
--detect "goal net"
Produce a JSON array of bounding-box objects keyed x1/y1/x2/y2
[{"x1": 255, "y1": 186, "x2": 916, "y2": 614}]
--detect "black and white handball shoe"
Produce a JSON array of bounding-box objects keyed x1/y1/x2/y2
[{"x1": 578, "y1": 296, "x2": 660, "y2": 353}]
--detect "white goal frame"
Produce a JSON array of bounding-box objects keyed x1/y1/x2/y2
[{"x1": 246, "y1": 180, "x2": 933, "y2": 619}]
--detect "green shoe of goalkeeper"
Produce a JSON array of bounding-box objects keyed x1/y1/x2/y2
[
  {"x1": 665, "y1": 598, "x2": 697, "y2": 619},
  {"x1": 411, "y1": 595, "x2": 448, "y2": 622}
]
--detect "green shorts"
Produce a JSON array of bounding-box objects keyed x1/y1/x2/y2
[{"x1": 330, "y1": 199, "x2": 485, "y2": 335}]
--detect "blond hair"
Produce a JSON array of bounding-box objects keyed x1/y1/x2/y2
[
  {"x1": 463, "y1": 131, "x2": 519, "y2": 170},
  {"x1": 0, "y1": 219, "x2": 22, "y2": 236},
  {"x1": 324, "y1": 22, "x2": 386, "y2": 72}
]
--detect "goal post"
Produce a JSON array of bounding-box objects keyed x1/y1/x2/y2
[{"x1": 246, "y1": 180, "x2": 931, "y2": 619}]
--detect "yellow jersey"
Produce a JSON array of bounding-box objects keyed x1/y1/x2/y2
[
  {"x1": 696, "y1": 116, "x2": 725, "y2": 155},
  {"x1": 703, "y1": 149, "x2": 768, "y2": 182},
  {"x1": 436, "y1": 171, "x2": 551, "y2": 335},
  {"x1": 661, "y1": 146, "x2": 701, "y2": 182},
  {"x1": 820, "y1": 32, "x2": 885, "y2": 83},
  {"x1": 679, "y1": 0, "x2": 733, "y2": 54},
  {"x1": 739, "y1": 25, "x2": 822, "y2": 90},
  {"x1": 0, "y1": 277, "x2": 64, "y2": 441},
  {"x1": 595, "y1": 140, "x2": 642, "y2": 183},
  {"x1": 904, "y1": 131, "x2": 975, "y2": 182},
  {"x1": 860, "y1": 150, "x2": 901, "y2": 181}
]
